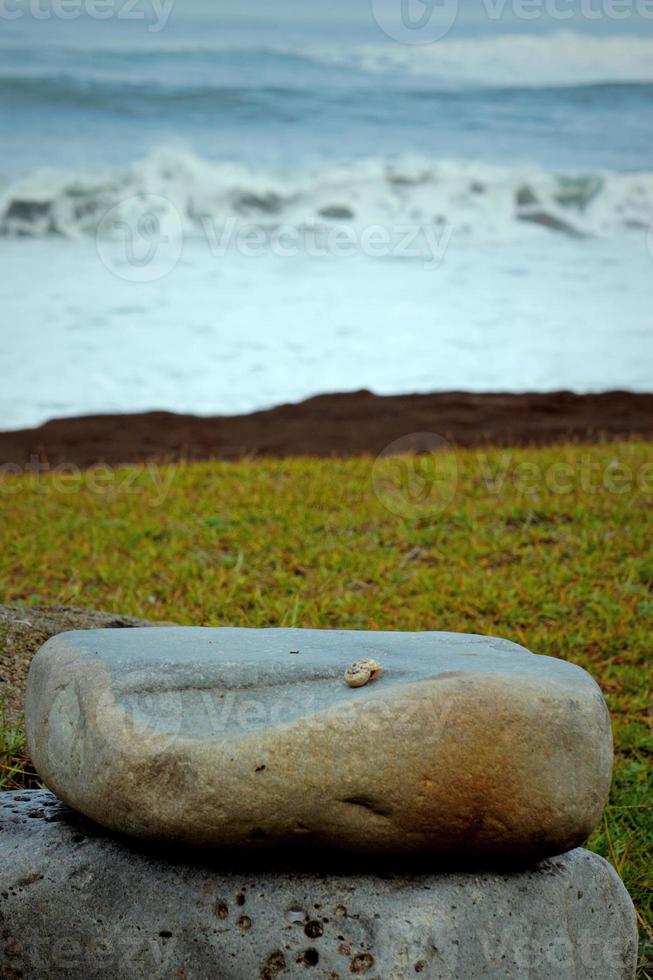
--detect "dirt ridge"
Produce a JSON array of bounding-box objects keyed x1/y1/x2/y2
[{"x1": 1, "y1": 389, "x2": 652, "y2": 469}]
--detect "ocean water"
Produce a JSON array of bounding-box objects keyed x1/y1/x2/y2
[{"x1": 1, "y1": 1, "x2": 652, "y2": 428}]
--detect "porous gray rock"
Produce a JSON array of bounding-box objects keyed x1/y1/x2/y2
[
  {"x1": 25, "y1": 627, "x2": 613, "y2": 859},
  {"x1": 0, "y1": 791, "x2": 637, "y2": 980}
]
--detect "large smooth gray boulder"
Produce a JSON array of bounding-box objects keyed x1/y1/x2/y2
[
  {"x1": 0, "y1": 791, "x2": 637, "y2": 980},
  {"x1": 25, "y1": 627, "x2": 613, "y2": 860}
]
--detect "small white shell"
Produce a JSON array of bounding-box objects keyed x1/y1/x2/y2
[{"x1": 344, "y1": 658, "x2": 384, "y2": 688}]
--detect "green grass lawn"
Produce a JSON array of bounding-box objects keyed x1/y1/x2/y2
[{"x1": 1, "y1": 440, "x2": 651, "y2": 974}]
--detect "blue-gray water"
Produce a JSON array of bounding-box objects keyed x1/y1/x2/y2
[{"x1": 1, "y1": 1, "x2": 652, "y2": 427}]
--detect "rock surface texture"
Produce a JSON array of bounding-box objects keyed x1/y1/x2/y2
[
  {"x1": 0, "y1": 791, "x2": 637, "y2": 980},
  {"x1": 25, "y1": 628, "x2": 613, "y2": 859},
  {"x1": 0, "y1": 603, "x2": 174, "y2": 725}
]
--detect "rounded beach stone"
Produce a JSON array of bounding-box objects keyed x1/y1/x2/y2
[
  {"x1": 0, "y1": 791, "x2": 637, "y2": 980},
  {"x1": 25, "y1": 627, "x2": 613, "y2": 858}
]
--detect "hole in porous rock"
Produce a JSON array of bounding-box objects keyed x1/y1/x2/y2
[
  {"x1": 255, "y1": 765, "x2": 266, "y2": 772},
  {"x1": 298, "y1": 948, "x2": 319, "y2": 966},
  {"x1": 44, "y1": 812, "x2": 66, "y2": 823},
  {"x1": 335, "y1": 906, "x2": 347, "y2": 917},
  {"x1": 304, "y1": 920, "x2": 323, "y2": 939},
  {"x1": 238, "y1": 916, "x2": 252, "y2": 932},
  {"x1": 260, "y1": 950, "x2": 286, "y2": 979},
  {"x1": 414, "y1": 961, "x2": 426, "y2": 973},
  {"x1": 215, "y1": 902, "x2": 229, "y2": 920},
  {"x1": 159, "y1": 931, "x2": 173, "y2": 939},
  {"x1": 350, "y1": 953, "x2": 374, "y2": 974},
  {"x1": 236, "y1": 893, "x2": 246, "y2": 906}
]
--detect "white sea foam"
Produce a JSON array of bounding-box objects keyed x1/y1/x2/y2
[
  {"x1": 2, "y1": 150, "x2": 652, "y2": 246},
  {"x1": 2, "y1": 230, "x2": 651, "y2": 431},
  {"x1": 308, "y1": 32, "x2": 653, "y2": 87}
]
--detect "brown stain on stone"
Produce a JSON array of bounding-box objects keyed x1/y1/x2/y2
[
  {"x1": 350, "y1": 953, "x2": 375, "y2": 974},
  {"x1": 260, "y1": 950, "x2": 286, "y2": 979}
]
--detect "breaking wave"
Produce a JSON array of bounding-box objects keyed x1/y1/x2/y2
[
  {"x1": 3, "y1": 32, "x2": 653, "y2": 93},
  {"x1": 2, "y1": 150, "x2": 652, "y2": 244},
  {"x1": 308, "y1": 32, "x2": 653, "y2": 87}
]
